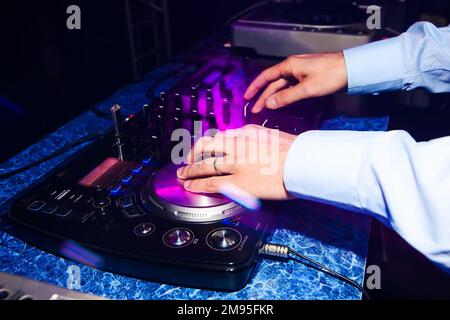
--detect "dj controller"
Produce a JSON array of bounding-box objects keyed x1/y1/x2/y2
[{"x1": 6, "y1": 52, "x2": 328, "y2": 291}]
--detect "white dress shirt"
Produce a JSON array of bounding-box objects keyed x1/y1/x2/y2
[{"x1": 283, "y1": 22, "x2": 450, "y2": 273}]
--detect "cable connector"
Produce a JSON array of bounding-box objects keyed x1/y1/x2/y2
[
  {"x1": 259, "y1": 242, "x2": 370, "y2": 300},
  {"x1": 259, "y1": 243, "x2": 289, "y2": 259}
]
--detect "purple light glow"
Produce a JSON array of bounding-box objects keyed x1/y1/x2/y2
[{"x1": 59, "y1": 240, "x2": 103, "y2": 268}]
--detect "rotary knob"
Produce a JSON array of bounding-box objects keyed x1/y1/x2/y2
[
  {"x1": 93, "y1": 186, "x2": 111, "y2": 208},
  {"x1": 207, "y1": 228, "x2": 241, "y2": 251},
  {"x1": 163, "y1": 228, "x2": 193, "y2": 248}
]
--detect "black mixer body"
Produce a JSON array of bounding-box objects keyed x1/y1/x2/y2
[{"x1": 7, "y1": 52, "x2": 328, "y2": 291}]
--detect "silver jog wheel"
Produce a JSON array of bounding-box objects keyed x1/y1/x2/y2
[{"x1": 143, "y1": 164, "x2": 245, "y2": 223}]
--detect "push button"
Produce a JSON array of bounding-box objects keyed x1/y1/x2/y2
[
  {"x1": 54, "y1": 207, "x2": 72, "y2": 217},
  {"x1": 110, "y1": 185, "x2": 122, "y2": 196},
  {"x1": 120, "y1": 193, "x2": 136, "y2": 208},
  {"x1": 163, "y1": 228, "x2": 193, "y2": 248},
  {"x1": 27, "y1": 201, "x2": 46, "y2": 212},
  {"x1": 42, "y1": 204, "x2": 58, "y2": 214},
  {"x1": 207, "y1": 228, "x2": 241, "y2": 251},
  {"x1": 142, "y1": 156, "x2": 152, "y2": 165},
  {"x1": 123, "y1": 206, "x2": 144, "y2": 217},
  {"x1": 132, "y1": 166, "x2": 143, "y2": 174},
  {"x1": 134, "y1": 223, "x2": 155, "y2": 237},
  {"x1": 122, "y1": 175, "x2": 133, "y2": 184}
]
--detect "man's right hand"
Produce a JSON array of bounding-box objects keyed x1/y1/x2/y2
[{"x1": 244, "y1": 52, "x2": 348, "y2": 113}]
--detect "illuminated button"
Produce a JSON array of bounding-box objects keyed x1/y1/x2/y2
[
  {"x1": 27, "y1": 201, "x2": 46, "y2": 212},
  {"x1": 122, "y1": 175, "x2": 133, "y2": 184},
  {"x1": 207, "y1": 228, "x2": 241, "y2": 251},
  {"x1": 124, "y1": 206, "x2": 144, "y2": 218},
  {"x1": 134, "y1": 223, "x2": 155, "y2": 236},
  {"x1": 132, "y1": 166, "x2": 143, "y2": 174},
  {"x1": 142, "y1": 156, "x2": 153, "y2": 165},
  {"x1": 163, "y1": 228, "x2": 193, "y2": 248},
  {"x1": 120, "y1": 193, "x2": 136, "y2": 208},
  {"x1": 110, "y1": 185, "x2": 122, "y2": 195},
  {"x1": 42, "y1": 204, "x2": 58, "y2": 214}
]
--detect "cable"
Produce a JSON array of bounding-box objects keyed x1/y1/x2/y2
[
  {"x1": 0, "y1": 132, "x2": 106, "y2": 180},
  {"x1": 224, "y1": 1, "x2": 271, "y2": 26},
  {"x1": 259, "y1": 243, "x2": 371, "y2": 300}
]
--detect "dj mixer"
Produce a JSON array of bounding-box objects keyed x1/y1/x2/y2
[{"x1": 6, "y1": 52, "x2": 329, "y2": 291}]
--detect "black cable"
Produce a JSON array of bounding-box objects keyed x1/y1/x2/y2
[
  {"x1": 259, "y1": 243, "x2": 371, "y2": 300},
  {"x1": 0, "y1": 133, "x2": 106, "y2": 180}
]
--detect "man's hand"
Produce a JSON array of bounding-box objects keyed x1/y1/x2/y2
[
  {"x1": 244, "y1": 52, "x2": 348, "y2": 113},
  {"x1": 176, "y1": 125, "x2": 296, "y2": 200}
]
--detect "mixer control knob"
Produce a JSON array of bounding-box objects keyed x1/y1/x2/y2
[
  {"x1": 142, "y1": 104, "x2": 150, "y2": 117},
  {"x1": 206, "y1": 88, "x2": 213, "y2": 100},
  {"x1": 163, "y1": 228, "x2": 193, "y2": 248},
  {"x1": 93, "y1": 186, "x2": 111, "y2": 208},
  {"x1": 173, "y1": 115, "x2": 182, "y2": 127},
  {"x1": 191, "y1": 99, "x2": 199, "y2": 115},
  {"x1": 159, "y1": 91, "x2": 167, "y2": 104},
  {"x1": 190, "y1": 85, "x2": 199, "y2": 99},
  {"x1": 174, "y1": 92, "x2": 182, "y2": 106},
  {"x1": 222, "y1": 98, "x2": 231, "y2": 124},
  {"x1": 207, "y1": 228, "x2": 241, "y2": 250},
  {"x1": 150, "y1": 135, "x2": 160, "y2": 158}
]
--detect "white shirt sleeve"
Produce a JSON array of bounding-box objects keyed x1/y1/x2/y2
[
  {"x1": 283, "y1": 21, "x2": 450, "y2": 273},
  {"x1": 284, "y1": 130, "x2": 450, "y2": 273}
]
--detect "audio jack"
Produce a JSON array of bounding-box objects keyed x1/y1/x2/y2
[{"x1": 259, "y1": 243, "x2": 371, "y2": 300}]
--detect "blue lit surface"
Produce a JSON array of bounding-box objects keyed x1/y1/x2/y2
[{"x1": 0, "y1": 60, "x2": 389, "y2": 300}]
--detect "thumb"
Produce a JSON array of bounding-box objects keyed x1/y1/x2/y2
[{"x1": 265, "y1": 81, "x2": 317, "y2": 109}]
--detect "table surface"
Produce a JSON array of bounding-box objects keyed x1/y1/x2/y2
[{"x1": 0, "y1": 58, "x2": 388, "y2": 300}]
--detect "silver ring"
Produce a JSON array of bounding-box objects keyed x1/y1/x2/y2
[{"x1": 213, "y1": 158, "x2": 223, "y2": 175}]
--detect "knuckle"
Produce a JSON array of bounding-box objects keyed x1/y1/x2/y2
[
  {"x1": 285, "y1": 56, "x2": 295, "y2": 64},
  {"x1": 276, "y1": 91, "x2": 290, "y2": 106},
  {"x1": 301, "y1": 84, "x2": 315, "y2": 98},
  {"x1": 199, "y1": 161, "x2": 208, "y2": 173},
  {"x1": 206, "y1": 178, "x2": 217, "y2": 191}
]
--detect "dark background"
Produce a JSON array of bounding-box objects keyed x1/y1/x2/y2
[
  {"x1": 0, "y1": 0, "x2": 449, "y2": 162},
  {"x1": 1, "y1": 0, "x2": 450, "y2": 299},
  {"x1": 0, "y1": 0, "x2": 257, "y2": 162}
]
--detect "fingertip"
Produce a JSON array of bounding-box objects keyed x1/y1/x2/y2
[
  {"x1": 243, "y1": 90, "x2": 254, "y2": 100},
  {"x1": 183, "y1": 180, "x2": 192, "y2": 190},
  {"x1": 266, "y1": 97, "x2": 278, "y2": 109},
  {"x1": 176, "y1": 167, "x2": 184, "y2": 178},
  {"x1": 251, "y1": 105, "x2": 262, "y2": 113}
]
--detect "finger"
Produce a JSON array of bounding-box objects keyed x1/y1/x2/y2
[
  {"x1": 243, "y1": 60, "x2": 291, "y2": 100},
  {"x1": 187, "y1": 130, "x2": 243, "y2": 163},
  {"x1": 266, "y1": 80, "x2": 318, "y2": 109},
  {"x1": 177, "y1": 157, "x2": 234, "y2": 179},
  {"x1": 186, "y1": 135, "x2": 214, "y2": 164},
  {"x1": 183, "y1": 175, "x2": 232, "y2": 193},
  {"x1": 252, "y1": 78, "x2": 290, "y2": 113}
]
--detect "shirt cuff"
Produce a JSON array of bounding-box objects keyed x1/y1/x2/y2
[
  {"x1": 283, "y1": 130, "x2": 383, "y2": 211},
  {"x1": 343, "y1": 36, "x2": 404, "y2": 95}
]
